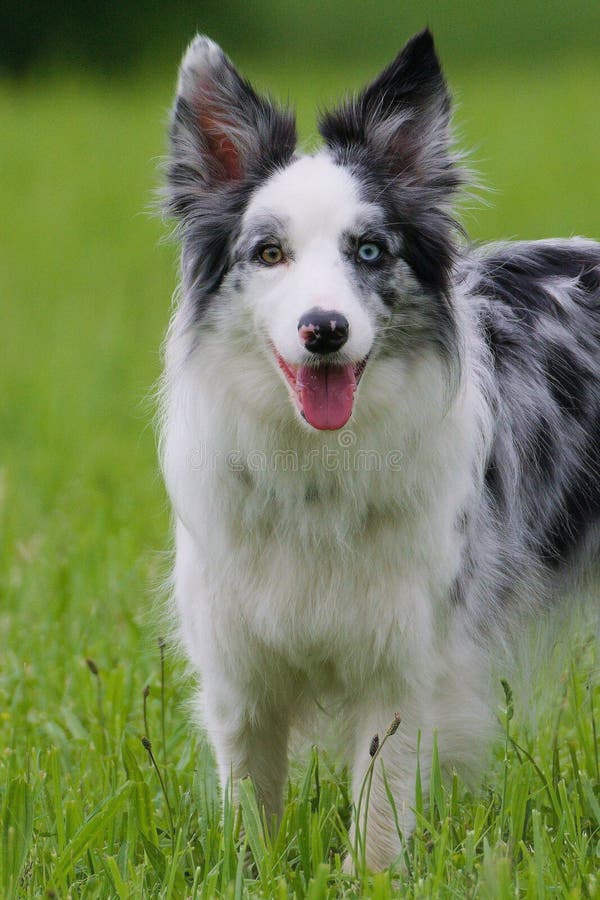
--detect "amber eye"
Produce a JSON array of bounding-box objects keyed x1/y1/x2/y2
[{"x1": 259, "y1": 245, "x2": 284, "y2": 266}]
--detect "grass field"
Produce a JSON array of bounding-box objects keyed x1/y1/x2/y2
[{"x1": 1, "y1": 55, "x2": 600, "y2": 897}]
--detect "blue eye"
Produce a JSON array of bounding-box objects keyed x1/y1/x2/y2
[{"x1": 357, "y1": 242, "x2": 383, "y2": 263}]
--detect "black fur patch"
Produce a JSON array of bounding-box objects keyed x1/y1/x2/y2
[
  {"x1": 544, "y1": 344, "x2": 589, "y2": 418},
  {"x1": 474, "y1": 239, "x2": 600, "y2": 568},
  {"x1": 544, "y1": 413, "x2": 600, "y2": 564}
]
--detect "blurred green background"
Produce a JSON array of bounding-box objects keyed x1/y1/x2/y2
[
  {"x1": 2, "y1": 0, "x2": 600, "y2": 75},
  {"x1": 0, "y1": 3, "x2": 599, "y2": 894}
]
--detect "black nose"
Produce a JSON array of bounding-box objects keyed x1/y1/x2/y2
[{"x1": 298, "y1": 308, "x2": 349, "y2": 354}]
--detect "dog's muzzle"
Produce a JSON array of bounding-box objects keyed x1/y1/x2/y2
[{"x1": 271, "y1": 308, "x2": 367, "y2": 431}]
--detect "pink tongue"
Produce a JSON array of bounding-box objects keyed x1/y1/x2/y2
[{"x1": 297, "y1": 364, "x2": 356, "y2": 430}]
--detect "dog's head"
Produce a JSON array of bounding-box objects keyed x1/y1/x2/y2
[{"x1": 165, "y1": 31, "x2": 464, "y2": 431}]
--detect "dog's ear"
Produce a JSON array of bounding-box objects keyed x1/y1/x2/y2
[
  {"x1": 319, "y1": 30, "x2": 459, "y2": 195},
  {"x1": 166, "y1": 36, "x2": 297, "y2": 218}
]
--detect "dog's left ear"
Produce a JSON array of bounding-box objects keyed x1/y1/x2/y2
[
  {"x1": 319, "y1": 30, "x2": 459, "y2": 196},
  {"x1": 166, "y1": 36, "x2": 297, "y2": 220}
]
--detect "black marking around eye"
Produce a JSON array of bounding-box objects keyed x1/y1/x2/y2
[
  {"x1": 236, "y1": 215, "x2": 290, "y2": 263},
  {"x1": 341, "y1": 226, "x2": 398, "y2": 260}
]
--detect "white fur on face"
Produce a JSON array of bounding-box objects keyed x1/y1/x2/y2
[{"x1": 238, "y1": 154, "x2": 378, "y2": 366}]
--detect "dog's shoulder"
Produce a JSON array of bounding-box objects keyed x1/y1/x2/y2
[
  {"x1": 469, "y1": 238, "x2": 600, "y2": 350},
  {"x1": 463, "y1": 238, "x2": 600, "y2": 570}
]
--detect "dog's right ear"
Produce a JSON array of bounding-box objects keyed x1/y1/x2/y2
[
  {"x1": 166, "y1": 37, "x2": 297, "y2": 219},
  {"x1": 319, "y1": 30, "x2": 460, "y2": 199}
]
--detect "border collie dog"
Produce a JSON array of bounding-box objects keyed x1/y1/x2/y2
[{"x1": 161, "y1": 30, "x2": 600, "y2": 869}]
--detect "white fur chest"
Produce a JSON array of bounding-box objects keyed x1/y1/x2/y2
[{"x1": 162, "y1": 346, "x2": 480, "y2": 696}]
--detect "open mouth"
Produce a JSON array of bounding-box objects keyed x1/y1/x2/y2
[{"x1": 275, "y1": 352, "x2": 368, "y2": 430}]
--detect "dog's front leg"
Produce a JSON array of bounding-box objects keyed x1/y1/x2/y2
[
  {"x1": 347, "y1": 701, "x2": 433, "y2": 873},
  {"x1": 201, "y1": 676, "x2": 291, "y2": 826},
  {"x1": 348, "y1": 650, "x2": 493, "y2": 871}
]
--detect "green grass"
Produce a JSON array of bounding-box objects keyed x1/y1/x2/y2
[{"x1": 1, "y1": 57, "x2": 599, "y2": 897}]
